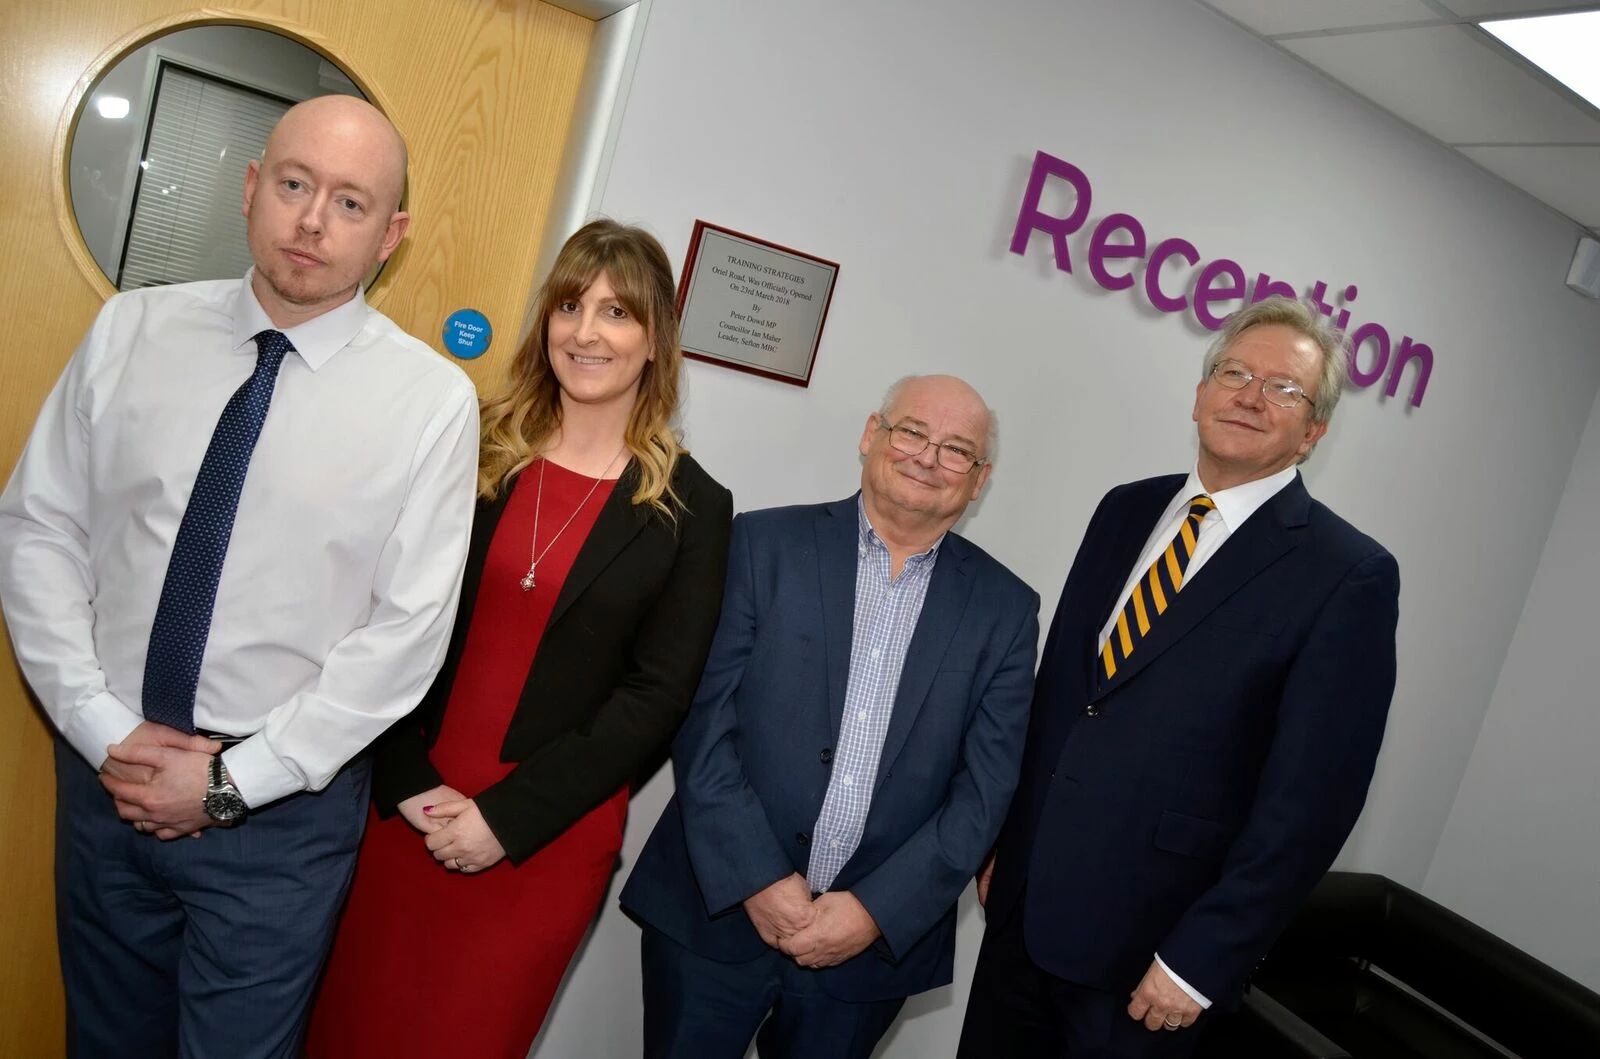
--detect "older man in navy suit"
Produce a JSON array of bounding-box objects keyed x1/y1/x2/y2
[
  {"x1": 623, "y1": 374, "x2": 1039, "y2": 1059},
  {"x1": 960, "y1": 297, "x2": 1400, "y2": 1058}
]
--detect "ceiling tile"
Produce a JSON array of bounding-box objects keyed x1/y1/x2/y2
[
  {"x1": 1204, "y1": 0, "x2": 1441, "y2": 35},
  {"x1": 1457, "y1": 145, "x2": 1600, "y2": 224},
  {"x1": 1282, "y1": 25, "x2": 1600, "y2": 143},
  {"x1": 1435, "y1": 0, "x2": 1600, "y2": 17}
]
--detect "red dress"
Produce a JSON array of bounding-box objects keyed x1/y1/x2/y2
[{"x1": 308, "y1": 461, "x2": 627, "y2": 1059}]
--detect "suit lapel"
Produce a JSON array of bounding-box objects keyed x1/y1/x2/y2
[
  {"x1": 874, "y1": 534, "x2": 974, "y2": 793},
  {"x1": 815, "y1": 498, "x2": 860, "y2": 742},
  {"x1": 548, "y1": 462, "x2": 650, "y2": 629},
  {"x1": 1077, "y1": 479, "x2": 1185, "y2": 702},
  {"x1": 1091, "y1": 474, "x2": 1309, "y2": 701}
]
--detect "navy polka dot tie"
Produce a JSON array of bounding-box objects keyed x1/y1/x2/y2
[{"x1": 141, "y1": 329, "x2": 291, "y2": 733}]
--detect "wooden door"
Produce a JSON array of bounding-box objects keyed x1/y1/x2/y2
[{"x1": 0, "y1": 3, "x2": 592, "y2": 1053}]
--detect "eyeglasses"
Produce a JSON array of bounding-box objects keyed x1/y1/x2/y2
[
  {"x1": 1209, "y1": 360, "x2": 1316, "y2": 412},
  {"x1": 875, "y1": 416, "x2": 987, "y2": 474}
]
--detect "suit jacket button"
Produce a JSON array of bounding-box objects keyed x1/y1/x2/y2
[
  {"x1": 796, "y1": 832, "x2": 810, "y2": 847},
  {"x1": 819, "y1": 748, "x2": 833, "y2": 764},
  {"x1": 1085, "y1": 703, "x2": 1100, "y2": 717}
]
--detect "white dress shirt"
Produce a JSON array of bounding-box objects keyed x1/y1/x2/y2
[
  {"x1": 1094, "y1": 462, "x2": 1298, "y2": 1008},
  {"x1": 0, "y1": 274, "x2": 479, "y2": 807}
]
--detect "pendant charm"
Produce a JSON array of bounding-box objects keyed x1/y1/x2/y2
[{"x1": 519, "y1": 568, "x2": 536, "y2": 591}]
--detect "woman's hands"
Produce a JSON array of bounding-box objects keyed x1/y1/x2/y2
[
  {"x1": 397, "y1": 785, "x2": 466, "y2": 833},
  {"x1": 423, "y1": 798, "x2": 507, "y2": 874}
]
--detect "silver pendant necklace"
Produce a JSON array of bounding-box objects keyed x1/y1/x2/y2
[{"x1": 519, "y1": 445, "x2": 626, "y2": 591}]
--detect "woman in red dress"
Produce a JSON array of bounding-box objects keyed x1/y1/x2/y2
[{"x1": 307, "y1": 219, "x2": 733, "y2": 1058}]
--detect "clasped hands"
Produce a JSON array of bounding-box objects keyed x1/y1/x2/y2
[
  {"x1": 742, "y1": 872, "x2": 880, "y2": 969},
  {"x1": 397, "y1": 785, "x2": 507, "y2": 874},
  {"x1": 99, "y1": 720, "x2": 222, "y2": 840}
]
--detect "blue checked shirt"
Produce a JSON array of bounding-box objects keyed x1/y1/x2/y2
[{"x1": 806, "y1": 498, "x2": 941, "y2": 892}]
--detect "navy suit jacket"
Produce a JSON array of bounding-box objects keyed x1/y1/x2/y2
[
  {"x1": 987, "y1": 473, "x2": 1399, "y2": 1008},
  {"x1": 623, "y1": 496, "x2": 1039, "y2": 1002}
]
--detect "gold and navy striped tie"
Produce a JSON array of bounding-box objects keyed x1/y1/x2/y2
[{"x1": 1100, "y1": 494, "x2": 1215, "y2": 682}]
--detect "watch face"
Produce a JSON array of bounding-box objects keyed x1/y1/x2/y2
[{"x1": 204, "y1": 789, "x2": 248, "y2": 823}]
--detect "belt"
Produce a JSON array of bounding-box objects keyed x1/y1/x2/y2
[{"x1": 195, "y1": 728, "x2": 248, "y2": 747}]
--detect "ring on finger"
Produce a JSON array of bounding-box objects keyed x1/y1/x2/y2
[{"x1": 1163, "y1": 1013, "x2": 1183, "y2": 1030}]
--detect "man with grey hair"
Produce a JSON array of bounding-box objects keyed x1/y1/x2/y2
[
  {"x1": 625, "y1": 373, "x2": 1039, "y2": 1058},
  {"x1": 961, "y1": 297, "x2": 1400, "y2": 1058}
]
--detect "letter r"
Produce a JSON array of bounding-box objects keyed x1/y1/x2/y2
[{"x1": 1010, "y1": 151, "x2": 1091, "y2": 273}]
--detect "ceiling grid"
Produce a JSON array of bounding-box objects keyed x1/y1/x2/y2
[{"x1": 1195, "y1": 0, "x2": 1600, "y2": 230}]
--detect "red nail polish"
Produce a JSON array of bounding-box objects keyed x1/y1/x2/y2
[{"x1": 423, "y1": 805, "x2": 434, "y2": 812}]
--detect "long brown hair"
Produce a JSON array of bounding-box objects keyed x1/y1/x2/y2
[{"x1": 478, "y1": 219, "x2": 685, "y2": 515}]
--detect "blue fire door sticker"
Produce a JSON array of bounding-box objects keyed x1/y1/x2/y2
[{"x1": 443, "y1": 309, "x2": 492, "y2": 359}]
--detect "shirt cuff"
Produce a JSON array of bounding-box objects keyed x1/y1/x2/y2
[
  {"x1": 1155, "y1": 953, "x2": 1212, "y2": 1009},
  {"x1": 222, "y1": 735, "x2": 305, "y2": 809},
  {"x1": 60, "y1": 691, "x2": 144, "y2": 770}
]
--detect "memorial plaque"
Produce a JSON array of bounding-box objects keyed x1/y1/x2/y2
[{"x1": 676, "y1": 221, "x2": 838, "y2": 387}]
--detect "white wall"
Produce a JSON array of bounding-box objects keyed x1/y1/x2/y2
[
  {"x1": 533, "y1": 0, "x2": 1600, "y2": 1055},
  {"x1": 1423, "y1": 383, "x2": 1600, "y2": 994}
]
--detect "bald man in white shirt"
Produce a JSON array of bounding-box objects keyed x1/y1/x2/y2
[{"x1": 0, "y1": 95, "x2": 477, "y2": 1059}]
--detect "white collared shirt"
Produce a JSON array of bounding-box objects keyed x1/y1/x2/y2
[
  {"x1": 0, "y1": 274, "x2": 479, "y2": 807},
  {"x1": 1096, "y1": 463, "x2": 1298, "y2": 654},
  {"x1": 1094, "y1": 462, "x2": 1298, "y2": 1008}
]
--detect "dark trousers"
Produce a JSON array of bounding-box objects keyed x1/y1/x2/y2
[
  {"x1": 54, "y1": 738, "x2": 369, "y2": 1059},
  {"x1": 959, "y1": 900, "x2": 1206, "y2": 1059},
  {"x1": 640, "y1": 923, "x2": 906, "y2": 1059}
]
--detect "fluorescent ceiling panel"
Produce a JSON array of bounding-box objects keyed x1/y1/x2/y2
[{"x1": 1482, "y1": 11, "x2": 1600, "y2": 111}]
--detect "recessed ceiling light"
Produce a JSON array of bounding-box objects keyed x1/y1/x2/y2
[
  {"x1": 1482, "y1": 11, "x2": 1600, "y2": 112},
  {"x1": 95, "y1": 95, "x2": 130, "y2": 120}
]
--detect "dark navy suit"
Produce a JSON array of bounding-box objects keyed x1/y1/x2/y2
[
  {"x1": 963, "y1": 473, "x2": 1399, "y2": 1057},
  {"x1": 623, "y1": 496, "x2": 1038, "y2": 1054}
]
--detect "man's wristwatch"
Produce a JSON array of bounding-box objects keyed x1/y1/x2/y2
[{"x1": 203, "y1": 753, "x2": 248, "y2": 824}]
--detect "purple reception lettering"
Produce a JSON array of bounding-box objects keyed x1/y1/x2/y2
[
  {"x1": 1250, "y1": 273, "x2": 1298, "y2": 303},
  {"x1": 1387, "y1": 337, "x2": 1433, "y2": 407},
  {"x1": 1335, "y1": 284, "x2": 1358, "y2": 331},
  {"x1": 1010, "y1": 151, "x2": 1092, "y2": 273},
  {"x1": 1348, "y1": 322, "x2": 1391, "y2": 387},
  {"x1": 1087, "y1": 213, "x2": 1147, "y2": 292},
  {"x1": 1145, "y1": 237, "x2": 1200, "y2": 312},
  {"x1": 1003, "y1": 151, "x2": 1436, "y2": 411},
  {"x1": 1308, "y1": 280, "x2": 1336, "y2": 318},
  {"x1": 1194, "y1": 258, "x2": 1246, "y2": 331}
]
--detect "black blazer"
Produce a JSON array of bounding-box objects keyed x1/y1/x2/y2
[
  {"x1": 989, "y1": 473, "x2": 1400, "y2": 1007},
  {"x1": 371, "y1": 454, "x2": 733, "y2": 864}
]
